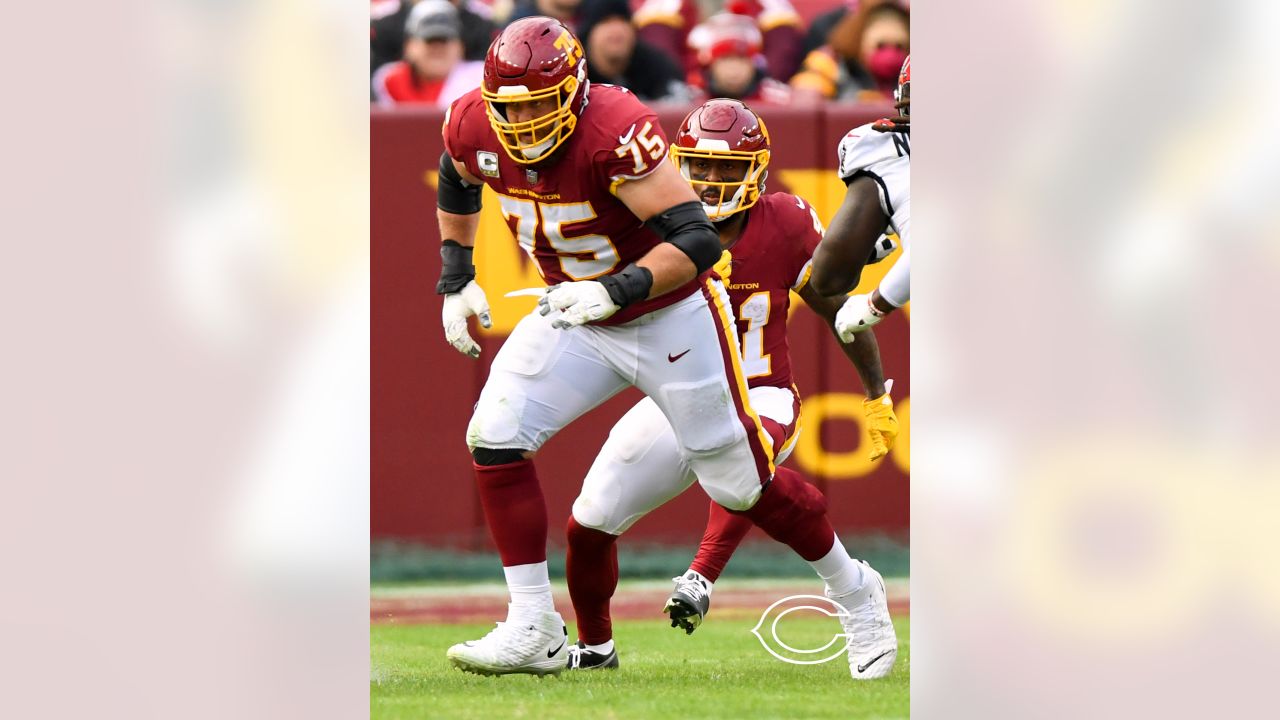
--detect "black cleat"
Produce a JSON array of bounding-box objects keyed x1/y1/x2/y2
[
  {"x1": 663, "y1": 570, "x2": 712, "y2": 635},
  {"x1": 565, "y1": 641, "x2": 619, "y2": 670}
]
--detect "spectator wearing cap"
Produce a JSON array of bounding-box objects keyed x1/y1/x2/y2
[
  {"x1": 791, "y1": 0, "x2": 908, "y2": 102},
  {"x1": 720, "y1": 0, "x2": 805, "y2": 83},
  {"x1": 687, "y1": 14, "x2": 792, "y2": 105},
  {"x1": 371, "y1": 0, "x2": 497, "y2": 72},
  {"x1": 579, "y1": 0, "x2": 690, "y2": 103},
  {"x1": 372, "y1": 0, "x2": 484, "y2": 106},
  {"x1": 631, "y1": 0, "x2": 805, "y2": 84}
]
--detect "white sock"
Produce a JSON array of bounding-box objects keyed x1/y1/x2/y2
[
  {"x1": 504, "y1": 562, "x2": 554, "y2": 613},
  {"x1": 807, "y1": 536, "x2": 864, "y2": 597},
  {"x1": 584, "y1": 640, "x2": 614, "y2": 655},
  {"x1": 684, "y1": 568, "x2": 713, "y2": 592}
]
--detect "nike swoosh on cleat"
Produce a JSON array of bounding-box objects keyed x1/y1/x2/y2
[
  {"x1": 667, "y1": 349, "x2": 691, "y2": 363},
  {"x1": 547, "y1": 640, "x2": 566, "y2": 658},
  {"x1": 857, "y1": 649, "x2": 892, "y2": 673}
]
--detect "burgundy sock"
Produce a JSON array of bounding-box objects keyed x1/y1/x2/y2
[
  {"x1": 473, "y1": 459, "x2": 547, "y2": 566},
  {"x1": 565, "y1": 516, "x2": 619, "y2": 645},
  {"x1": 737, "y1": 466, "x2": 835, "y2": 562},
  {"x1": 689, "y1": 501, "x2": 754, "y2": 582}
]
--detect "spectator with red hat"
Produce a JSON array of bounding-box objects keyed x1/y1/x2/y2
[
  {"x1": 687, "y1": 14, "x2": 792, "y2": 105},
  {"x1": 631, "y1": 0, "x2": 805, "y2": 83},
  {"x1": 721, "y1": 0, "x2": 805, "y2": 83}
]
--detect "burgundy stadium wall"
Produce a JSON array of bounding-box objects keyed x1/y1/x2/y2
[{"x1": 372, "y1": 103, "x2": 909, "y2": 550}]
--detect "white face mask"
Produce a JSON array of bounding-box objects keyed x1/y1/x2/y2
[{"x1": 701, "y1": 185, "x2": 748, "y2": 221}]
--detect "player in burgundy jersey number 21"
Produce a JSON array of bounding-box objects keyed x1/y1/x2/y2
[
  {"x1": 435, "y1": 17, "x2": 893, "y2": 678},
  {"x1": 564, "y1": 99, "x2": 901, "y2": 679}
]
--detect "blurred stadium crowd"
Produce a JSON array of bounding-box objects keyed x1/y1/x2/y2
[{"x1": 370, "y1": 0, "x2": 908, "y2": 107}]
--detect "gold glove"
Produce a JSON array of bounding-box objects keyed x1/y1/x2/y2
[
  {"x1": 863, "y1": 390, "x2": 900, "y2": 461},
  {"x1": 713, "y1": 250, "x2": 732, "y2": 284}
]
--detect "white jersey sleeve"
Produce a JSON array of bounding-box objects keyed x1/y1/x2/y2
[
  {"x1": 836, "y1": 124, "x2": 911, "y2": 249},
  {"x1": 877, "y1": 245, "x2": 910, "y2": 307}
]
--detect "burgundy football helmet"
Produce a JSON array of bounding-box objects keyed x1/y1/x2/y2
[
  {"x1": 482, "y1": 17, "x2": 590, "y2": 163},
  {"x1": 670, "y1": 98, "x2": 771, "y2": 221}
]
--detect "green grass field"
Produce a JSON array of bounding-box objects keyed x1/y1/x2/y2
[{"x1": 371, "y1": 614, "x2": 909, "y2": 719}]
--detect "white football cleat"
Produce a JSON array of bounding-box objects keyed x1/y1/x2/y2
[
  {"x1": 446, "y1": 605, "x2": 569, "y2": 676},
  {"x1": 829, "y1": 561, "x2": 898, "y2": 680},
  {"x1": 663, "y1": 570, "x2": 713, "y2": 634}
]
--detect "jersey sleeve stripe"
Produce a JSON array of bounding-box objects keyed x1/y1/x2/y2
[
  {"x1": 607, "y1": 160, "x2": 664, "y2": 196},
  {"x1": 791, "y1": 259, "x2": 814, "y2": 291},
  {"x1": 701, "y1": 278, "x2": 777, "y2": 483}
]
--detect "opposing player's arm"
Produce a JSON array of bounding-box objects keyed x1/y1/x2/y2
[
  {"x1": 809, "y1": 176, "x2": 888, "y2": 296},
  {"x1": 799, "y1": 279, "x2": 898, "y2": 460},
  {"x1": 798, "y1": 282, "x2": 887, "y2": 398}
]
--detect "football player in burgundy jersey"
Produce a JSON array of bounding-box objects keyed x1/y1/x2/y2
[
  {"x1": 813, "y1": 55, "x2": 911, "y2": 338},
  {"x1": 436, "y1": 18, "x2": 891, "y2": 677},
  {"x1": 563, "y1": 99, "x2": 900, "y2": 679}
]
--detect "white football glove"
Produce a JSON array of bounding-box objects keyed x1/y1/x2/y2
[
  {"x1": 834, "y1": 293, "x2": 886, "y2": 342},
  {"x1": 538, "y1": 281, "x2": 620, "y2": 329},
  {"x1": 442, "y1": 280, "x2": 491, "y2": 357}
]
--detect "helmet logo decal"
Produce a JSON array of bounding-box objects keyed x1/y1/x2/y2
[{"x1": 553, "y1": 30, "x2": 584, "y2": 68}]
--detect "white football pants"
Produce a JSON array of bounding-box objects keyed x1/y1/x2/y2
[
  {"x1": 571, "y1": 384, "x2": 801, "y2": 535},
  {"x1": 467, "y1": 280, "x2": 776, "y2": 508}
]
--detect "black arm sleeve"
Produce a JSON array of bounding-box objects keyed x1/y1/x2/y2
[
  {"x1": 437, "y1": 152, "x2": 482, "y2": 215},
  {"x1": 644, "y1": 201, "x2": 720, "y2": 274}
]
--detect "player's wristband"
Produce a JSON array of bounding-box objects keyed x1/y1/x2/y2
[
  {"x1": 598, "y1": 263, "x2": 653, "y2": 309},
  {"x1": 435, "y1": 240, "x2": 475, "y2": 295}
]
